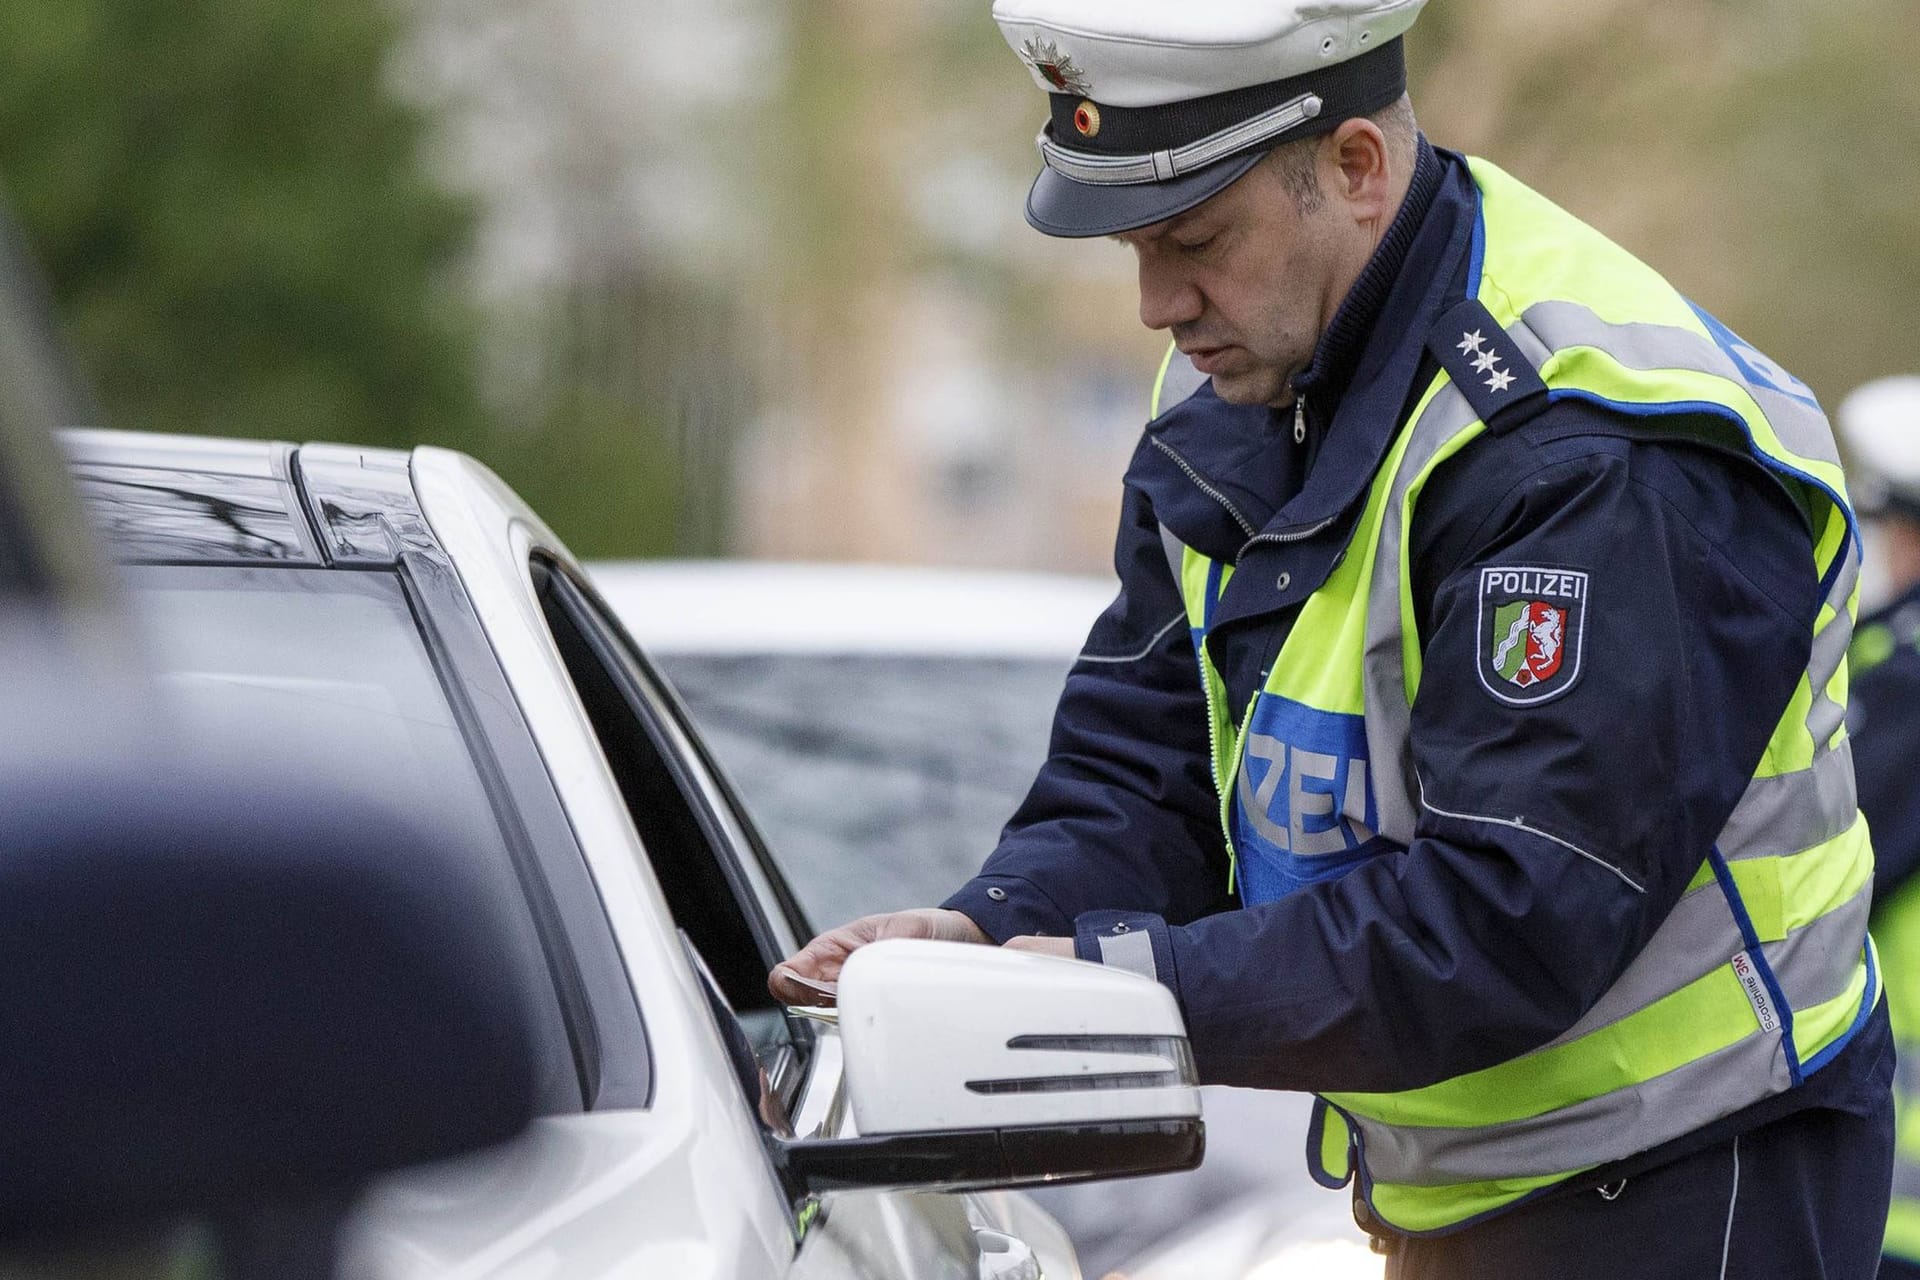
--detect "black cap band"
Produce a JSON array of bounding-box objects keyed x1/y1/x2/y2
[{"x1": 1044, "y1": 37, "x2": 1408, "y2": 162}]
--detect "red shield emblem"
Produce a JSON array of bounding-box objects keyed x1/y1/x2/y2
[
  {"x1": 1478, "y1": 567, "x2": 1589, "y2": 707},
  {"x1": 1492, "y1": 600, "x2": 1566, "y2": 688}
]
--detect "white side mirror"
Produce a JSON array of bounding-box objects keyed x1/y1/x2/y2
[{"x1": 778, "y1": 940, "x2": 1203, "y2": 1195}]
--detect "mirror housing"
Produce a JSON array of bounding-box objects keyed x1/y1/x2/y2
[
  {"x1": 0, "y1": 763, "x2": 541, "y2": 1243},
  {"x1": 780, "y1": 940, "x2": 1203, "y2": 1194}
]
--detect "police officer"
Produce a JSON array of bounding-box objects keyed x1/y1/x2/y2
[
  {"x1": 773, "y1": 3, "x2": 1895, "y2": 1273},
  {"x1": 1837, "y1": 379, "x2": 1920, "y2": 1279}
]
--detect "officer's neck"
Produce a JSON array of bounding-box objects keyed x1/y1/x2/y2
[{"x1": 1283, "y1": 136, "x2": 1442, "y2": 415}]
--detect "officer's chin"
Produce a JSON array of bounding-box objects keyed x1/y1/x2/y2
[{"x1": 1210, "y1": 367, "x2": 1285, "y2": 407}]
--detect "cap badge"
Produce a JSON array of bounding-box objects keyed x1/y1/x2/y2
[
  {"x1": 1020, "y1": 37, "x2": 1091, "y2": 95},
  {"x1": 1073, "y1": 100, "x2": 1101, "y2": 137}
]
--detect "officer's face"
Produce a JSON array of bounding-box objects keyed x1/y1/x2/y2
[{"x1": 1115, "y1": 124, "x2": 1395, "y2": 408}]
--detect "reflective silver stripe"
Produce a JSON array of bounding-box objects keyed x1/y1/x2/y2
[
  {"x1": 1806, "y1": 537, "x2": 1861, "y2": 753},
  {"x1": 1417, "y1": 774, "x2": 1645, "y2": 893},
  {"x1": 1156, "y1": 351, "x2": 1208, "y2": 414},
  {"x1": 1807, "y1": 613, "x2": 1855, "y2": 752},
  {"x1": 1543, "y1": 864, "x2": 1869, "y2": 1054},
  {"x1": 1159, "y1": 524, "x2": 1187, "y2": 592},
  {"x1": 1353, "y1": 1020, "x2": 1789, "y2": 1186},
  {"x1": 1351, "y1": 885, "x2": 1870, "y2": 1186},
  {"x1": 1078, "y1": 613, "x2": 1184, "y2": 666},
  {"x1": 1718, "y1": 742, "x2": 1858, "y2": 862},
  {"x1": 1534, "y1": 877, "x2": 1746, "y2": 1051},
  {"x1": 1825, "y1": 528, "x2": 1863, "y2": 620},
  {"x1": 1361, "y1": 383, "x2": 1482, "y2": 843},
  {"x1": 1036, "y1": 93, "x2": 1323, "y2": 188},
  {"x1": 1518, "y1": 302, "x2": 1843, "y2": 472},
  {"x1": 1096, "y1": 930, "x2": 1158, "y2": 981}
]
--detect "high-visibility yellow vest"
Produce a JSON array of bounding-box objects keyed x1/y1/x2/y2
[{"x1": 1160, "y1": 158, "x2": 1878, "y2": 1234}]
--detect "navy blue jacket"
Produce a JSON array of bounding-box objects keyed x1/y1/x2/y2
[{"x1": 945, "y1": 143, "x2": 1887, "y2": 1166}]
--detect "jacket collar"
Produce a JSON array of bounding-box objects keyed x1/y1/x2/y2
[{"x1": 1129, "y1": 143, "x2": 1480, "y2": 563}]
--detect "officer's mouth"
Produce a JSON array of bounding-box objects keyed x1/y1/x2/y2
[{"x1": 1181, "y1": 344, "x2": 1238, "y2": 375}]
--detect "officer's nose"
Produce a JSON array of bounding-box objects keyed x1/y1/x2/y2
[{"x1": 1136, "y1": 253, "x2": 1204, "y2": 332}]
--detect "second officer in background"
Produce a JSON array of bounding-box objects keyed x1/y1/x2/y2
[{"x1": 1840, "y1": 378, "x2": 1920, "y2": 1280}]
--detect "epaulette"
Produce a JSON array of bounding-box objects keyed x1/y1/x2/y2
[{"x1": 1425, "y1": 298, "x2": 1550, "y2": 434}]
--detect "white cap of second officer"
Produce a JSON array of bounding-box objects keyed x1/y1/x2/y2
[
  {"x1": 994, "y1": 0, "x2": 1429, "y2": 238},
  {"x1": 1839, "y1": 376, "x2": 1920, "y2": 519}
]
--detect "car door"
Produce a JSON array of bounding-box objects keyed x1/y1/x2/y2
[{"x1": 524, "y1": 551, "x2": 1078, "y2": 1280}]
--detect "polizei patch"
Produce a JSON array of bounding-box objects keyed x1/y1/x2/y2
[{"x1": 1477, "y1": 566, "x2": 1588, "y2": 707}]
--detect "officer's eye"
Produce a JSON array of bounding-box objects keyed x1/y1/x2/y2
[{"x1": 1175, "y1": 233, "x2": 1217, "y2": 255}]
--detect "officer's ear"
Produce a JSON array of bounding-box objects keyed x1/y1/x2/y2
[{"x1": 1327, "y1": 118, "x2": 1393, "y2": 226}]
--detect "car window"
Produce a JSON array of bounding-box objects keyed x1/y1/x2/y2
[
  {"x1": 123, "y1": 563, "x2": 588, "y2": 1115},
  {"x1": 531, "y1": 558, "x2": 812, "y2": 1110},
  {"x1": 651, "y1": 653, "x2": 1071, "y2": 927}
]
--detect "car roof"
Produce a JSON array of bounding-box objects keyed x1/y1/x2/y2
[
  {"x1": 588, "y1": 559, "x2": 1115, "y2": 658},
  {"x1": 62, "y1": 429, "x2": 428, "y2": 567}
]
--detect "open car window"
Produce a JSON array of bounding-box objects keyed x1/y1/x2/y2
[{"x1": 531, "y1": 556, "x2": 812, "y2": 1116}]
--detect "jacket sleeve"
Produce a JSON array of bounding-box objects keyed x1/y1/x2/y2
[
  {"x1": 1080, "y1": 423, "x2": 1825, "y2": 1093},
  {"x1": 942, "y1": 482, "x2": 1233, "y2": 942}
]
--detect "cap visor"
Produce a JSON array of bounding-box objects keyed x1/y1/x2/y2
[{"x1": 1024, "y1": 149, "x2": 1268, "y2": 239}]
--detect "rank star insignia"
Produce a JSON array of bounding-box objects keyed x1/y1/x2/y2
[
  {"x1": 1020, "y1": 37, "x2": 1091, "y2": 94},
  {"x1": 1477, "y1": 566, "x2": 1589, "y2": 706},
  {"x1": 1471, "y1": 349, "x2": 1502, "y2": 375},
  {"x1": 1457, "y1": 330, "x2": 1485, "y2": 355},
  {"x1": 1487, "y1": 368, "x2": 1517, "y2": 393}
]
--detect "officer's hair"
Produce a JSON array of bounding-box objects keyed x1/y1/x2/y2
[{"x1": 1268, "y1": 95, "x2": 1419, "y2": 215}]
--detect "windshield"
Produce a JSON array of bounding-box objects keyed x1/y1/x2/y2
[
  {"x1": 123, "y1": 562, "x2": 582, "y2": 1112},
  {"x1": 653, "y1": 652, "x2": 1069, "y2": 927}
]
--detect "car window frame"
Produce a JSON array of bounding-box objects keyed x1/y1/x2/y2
[
  {"x1": 530, "y1": 555, "x2": 831, "y2": 1119},
  {"x1": 401, "y1": 548, "x2": 655, "y2": 1111},
  {"x1": 533, "y1": 556, "x2": 812, "y2": 961}
]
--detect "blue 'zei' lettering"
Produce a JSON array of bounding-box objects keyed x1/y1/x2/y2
[{"x1": 1231, "y1": 694, "x2": 1381, "y2": 904}]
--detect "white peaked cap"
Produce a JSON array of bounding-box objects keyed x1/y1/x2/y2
[
  {"x1": 1840, "y1": 376, "x2": 1920, "y2": 511},
  {"x1": 990, "y1": 0, "x2": 1429, "y2": 237},
  {"x1": 993, "y1": 0, "x2": 1428, "y2": 109}
]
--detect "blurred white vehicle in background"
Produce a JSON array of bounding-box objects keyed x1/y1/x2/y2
[{"x1": 592, "y1": 559, "x2": 1370, "y2": 1277}]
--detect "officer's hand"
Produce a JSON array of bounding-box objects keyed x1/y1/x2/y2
[{"x1": 769, "y1": 908, "x2": 992, "y2": 1005}]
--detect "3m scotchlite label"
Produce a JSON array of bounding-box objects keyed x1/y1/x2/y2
[{"x1": 1732, "y1": 950, "x2": 1782, "y2": 1033}]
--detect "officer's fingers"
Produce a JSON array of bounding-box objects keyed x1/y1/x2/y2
[
  {"x1": 769, "y1": 911, "x2": 990, "y2": 1002},
  {"x1": 767, "y1": 931, "x2": 859, "y2": 1003},
  {"x1": 768, "y1": 962, "x2": 836, "y2": 1006}
]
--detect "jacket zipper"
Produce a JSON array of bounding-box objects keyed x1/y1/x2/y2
[
  {"x1": 1240, "y1": 395, "x2": 1339, "y2": 554},
  {"x1": 1183, "y1": 392, "x2": 1323, "y2": 896}
]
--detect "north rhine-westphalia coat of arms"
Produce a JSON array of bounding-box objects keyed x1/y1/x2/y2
[{"x1": 1477, "y1": 566, "x2": 1589, "y2": 706}]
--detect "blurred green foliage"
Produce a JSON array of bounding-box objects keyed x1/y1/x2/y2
[
  {"x1": 0, "y1": 0, "x2": 486, "y2": 450},
  {"x1": 0, "y1": 0, "x2": 693, "y2": 558}
]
